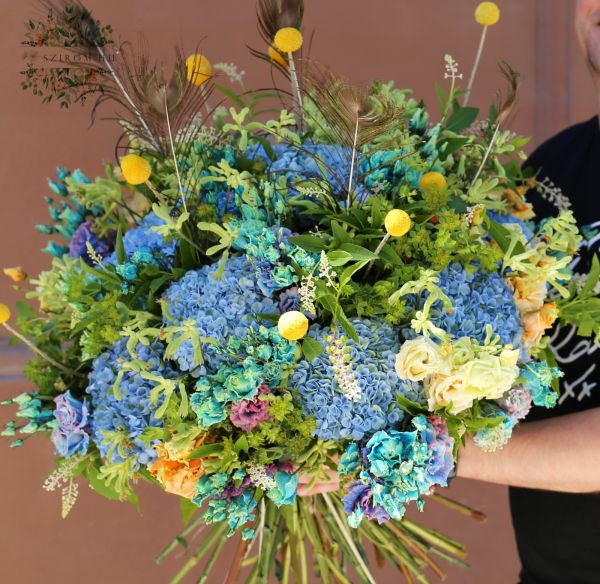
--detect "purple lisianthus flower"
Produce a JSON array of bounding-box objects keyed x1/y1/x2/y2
[
  {"x1": 51, "y1": 392, "x2": 90, "y2": 457},
  {"x1": 69, "y1": 220, "x2": 114, "y2": 265},
  {"x1": 425, "y1": 416, "x2": 455, "y2": 487},
  {"x1": 343, "y1": 482, "x2": 390, "y2": 526},
  {"x1": 229, "y1": 385, "x2": 271, "y2": 432},
  {"x1": 279, "y1": 287, "x2": 302, "y2": 313}
]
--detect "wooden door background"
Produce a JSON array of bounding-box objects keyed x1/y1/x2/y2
[{"x1": 0, "y1": 1, "x2": 595, "y2": 582}]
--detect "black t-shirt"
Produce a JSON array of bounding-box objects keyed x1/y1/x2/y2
[{"x1": 509, "y1": 116, "x2": 600, "y2": 584}]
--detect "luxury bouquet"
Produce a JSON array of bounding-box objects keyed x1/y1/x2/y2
[{"x1": 3, "y1": 1, "x2": 599, "y2": 582}]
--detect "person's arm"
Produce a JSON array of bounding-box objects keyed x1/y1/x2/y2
[{"x1": 457, "y1": 407, "x2": 600, "y2": 493}]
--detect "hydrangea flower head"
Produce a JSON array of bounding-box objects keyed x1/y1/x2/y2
[
  {"x1": 163, "y1": 255, "x2": 278, "y2": 373},
  {"x1": 293, "y1": 318, "x2": 423, "y2": 440},
  {"x1": 431, "y1": 263, "x2": 522, "y2": 347},
  {"x1": 86, "y1": 338, "x2": 176, "y2": 467}
]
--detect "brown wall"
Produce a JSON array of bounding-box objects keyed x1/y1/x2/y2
[{"x1": 0, "y1": 1, "x2": 596, "y2": 583}]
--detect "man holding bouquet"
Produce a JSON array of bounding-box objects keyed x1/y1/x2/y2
[{"x1": 458, "y1": 1, "x2": 600, "y2": 582}]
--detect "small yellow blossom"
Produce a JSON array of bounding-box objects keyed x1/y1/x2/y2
[
  {"x1": 419, "y1": 172, "x2": 447, "y2": 192},
  {"x1": 278, "y1": 310, "x2": 309, "y2": 341},
  {"x1": 0, "y1": 304, "x2": 11, "y2": 324},
  {"x1": 185, "y1": 54, "x2": 212, "y2": 86},
  {"x1": 273, "y1": 27, "x2": 303, "y2": 54},
  {"x1": 384, "y1": 209, "x2": 412, "y2": 237},
  {"x1": 120, "y1": 154, "x2": 152, "y2": 185},
  {"x1": 475, "y1": 2, "x2": 500, "y2": 26},
  {"x1": 268, "y1": 46, "x2": 288, "y2": 68},
  {"x1": 3, "y1": 267, "x2": 27, "y2": 282}
]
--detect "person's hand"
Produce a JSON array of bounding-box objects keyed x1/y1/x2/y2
[{"x1": 297, "y1": 468, "x2": 341, "y2": 496}]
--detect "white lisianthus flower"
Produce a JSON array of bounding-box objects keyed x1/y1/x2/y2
[
  {"x1": 425, "y1": 373, "x2": 472, "y2": 414},
  {"x1": 461, "y1": 352, "x2": 520, "y2": 402},
  {"x1": 395, "y1": 337, "x2": 449, "y2": 382}
]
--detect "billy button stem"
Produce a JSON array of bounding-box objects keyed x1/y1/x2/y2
[
  {"x1": 274, "y1": 27, "x2": 305, "y2": 132},
  {"x1": 366, "y1": 209, "x2": 412, "y2": 277},
  {"x1": 0, "y1": 304, "x2": 85, "y2": 378}
]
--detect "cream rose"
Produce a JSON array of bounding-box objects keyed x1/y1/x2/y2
[
  {"x1": 395, "y1": 337, "x2": 449, "y2": 381},
  {"x1": 510, "y1": 277, "x2": 547, "y2": 314},
  {"x1": 448, "y1": 337, "x2": 476, "y2": 368},
  {"x1": 461, "y1": 352, "x2": 519, "y2": 402},
  {"x1": 425, "y1": 373, "x2": 473, "y2": 414}
]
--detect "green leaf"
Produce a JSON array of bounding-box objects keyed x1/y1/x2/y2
[
  {"x1": 187, "y1": 443, "x2": 225, "y2": 460},
  {"x1": 339, "y1": 260, "x2": 369, "y2": 287},
  {"x1": 327, "y1": 250, "x2": 353, "y2": 267},
  {"x1": 302, "y1": 336, "x2": 323, "y2": 361},
  {"x1": 378, "y1": 244, "x2": 403, "y2": 266},
  {"x1": 335, "y1": 306, "x2": 358, "y2": 343},
  {"x1": 288, "y1": 235, "x2": 327, "y2": 253},
  {"x1": 115, "y1": 225, "x2": 126, "y2": 264},
  {"x1": 179, "y1": 497, "x2": 198, "y2": 525},
  {"x1": 486, "y1": 217, "x2": 526, "y2": 256},
  {"x1": 338, "y1": 243, "x2": 378, "y2": 261},
  {"x1": 396, "y1": 394, "x2": 428, "y2": 416},
  {"x1": 582, "y1": 255, "x2": 600, "y2": 296},
  {"x1": 215, "y1": 84, "x2": 245, "y2": 109},
  {"x1": 331, "y1": 221, "x2": 352, "y2": 245},
  {"x1": 445, "y1": 106, "x2": 479, "y2": 133},
  {"x1": 234, "y1": 435, "x2": 249, "y2": 453}
]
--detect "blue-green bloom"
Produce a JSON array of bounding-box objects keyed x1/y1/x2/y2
[
  {"x1": 267, "y1": 471, "x2": 299, "y2": 507},
  {"x1": 521, "y1": 361, "x2": 562, "y2": 408}
]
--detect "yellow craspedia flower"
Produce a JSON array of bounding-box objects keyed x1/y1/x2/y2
[
  {"x1": 0, "y1": 304, "x2": 11, "y2": 325},
  {"x1": 384, "y1": 209, "x2": 412, "y2": 237},
  {"x1": 3, "y1": 267, "x2": 27, "y2": 282},
  {"x1": 278, "y1": 310, "x2": 309, "y2": 341},
  {"x1": 186, "y1": 54, "x2": 212, "y2": 86},
  {"x1": 273, "y1": 27, "x2": 303, "y2": 54},
  {"x1": 419, "y1": 172, "x2": 447, "y2": 192},
  {"x1": 120, "y1": 154, "x2": 152, "y2": 185},
  {"x1": 475, "y1": 2, "x2": 500, "y2": 26},
  {"x1": 268, "y1": 46, "x2": 288, "y2": 68}
]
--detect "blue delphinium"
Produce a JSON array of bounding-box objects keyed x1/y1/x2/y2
[
  {"x1": 292, "y1": 318, "x2": 423, "y2": 441},
  {"x1": 163, "y1": 255, "x2": 278, "y2": 374},
  {"x1": 86, "y1": 338, "x2": 176, "y2": 467},
  {"x1": 429, "y1": 263, "x2": 522, "y2": 347}
]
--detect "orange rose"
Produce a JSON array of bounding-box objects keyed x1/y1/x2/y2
[
  {"x1": 522, "y1": 302, "x2": 559, "y2": 347},
  {"x1": 149, "y1": 443, "x2": 205, "y2": 500},
  {"x1": 503, "y1": 186, "x2": 535, "y2": 220},
  {"x1": 510, "y1": 277, "x2": 547, "y2": 314}
]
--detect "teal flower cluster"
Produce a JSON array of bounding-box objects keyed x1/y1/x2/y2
[
  {"x1": 521, "y1": 361, "x2": 563, "y2": 408},
  {"x1": 190, "y1": 325, "x2": 296, "y2": 428}
]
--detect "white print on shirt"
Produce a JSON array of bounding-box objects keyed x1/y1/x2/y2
[{"x1": 546, "y1": 220, "x2": 600, "y2": 404}]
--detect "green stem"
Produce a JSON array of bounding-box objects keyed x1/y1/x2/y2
[
  {"x1": 156, "y1": 517, "x2": 204, "y2": 564},
  {"x1": 196, "y1": 535, "x2": 228, "y2": 584},
  {"x1": 2, "y1": 323, "x2": 85, "y2": 379}
]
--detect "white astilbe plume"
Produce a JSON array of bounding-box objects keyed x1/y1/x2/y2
[
  {"x1": 61, "y1": 480, "x2": 79, "y2": 519},
  {"x1": 326, "y1": 333, "x2": 361, "y2": 401},
  {"x1": 44, "y1": 456, "x2": 82, "y2": 519},
  {"x1": 537, "y1": 177, "x2": 572, "y2": 212},
  {"x1": 299, "y1": 273, "x2": 316, "y2": 315},
  {"x1": 318, "y1": 251, "x2": 336, "y2": 287},
  {"x1": 444, "y1": 54, "x2": 463, "y2": 82}
]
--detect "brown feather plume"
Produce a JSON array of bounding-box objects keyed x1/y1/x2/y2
[
  {"x1": 495, "y1": 62, "x2": 520, "y2": 127},
  {"x1": 30, "y1": 1, "x2": 214, "y2": 158}
]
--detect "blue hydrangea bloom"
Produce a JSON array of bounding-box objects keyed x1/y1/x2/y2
[
  {"x1": 292, "y1": 318, "x2": 423, "y2": 441},
  {"x1": 430, "y1": 263, "x2": 522, "y2": 347},
  {"x1": 105, "y1": 211, "x2": 177, "y2": 269},
  {"x1": 163, "y1": 255, "x2": 278, "y2": 374},
  {"x1": 51, "y1": 392, "x2": 90, "y2": 458},
  {"x1": 86, "y1": 338, "x2": 176, "y2": 467}
]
